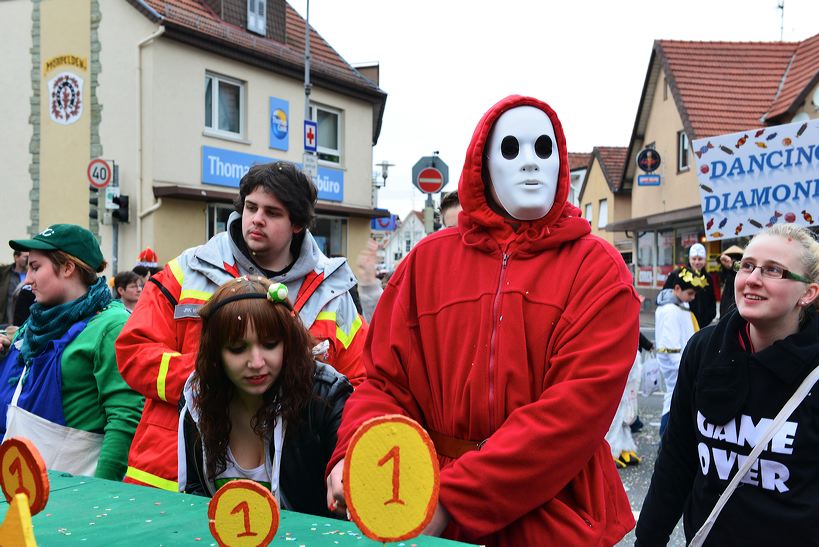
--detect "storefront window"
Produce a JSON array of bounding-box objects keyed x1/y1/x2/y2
[
  {"x1": 677, "y1": 228, "x2": 701, "y2": 265},
  {"x1": 637, "y1": 232, "x2": 655, "y2": 287},
  {"x1": 658, "y1": 231, "x2": 674, "y2": 265},
  {"x1": 656, "y1": 231, "x2": 675, "y2": 287},
  {"x1": 313, "y1": 215, "x2": 348, "y2": 257}
]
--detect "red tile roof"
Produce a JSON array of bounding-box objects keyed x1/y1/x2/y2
[
  {"x1": 766, "y1": 33, "x2": 819, "y2": 122},
  {"x1": 594, "y1": 146, "x2": 629, "y2": 192},
  {"x1": 623, "y1": 34, "x2": 818, "y2": 188},
  {"x1": 132, "y1": 0, "x2": 383, "y2": 97},
  {"x1": 658, "y1": 39, "x2": 798, "y2": 139},
  {"x1": 568, "y1": 152, "x2": 592, "y2": 171}
]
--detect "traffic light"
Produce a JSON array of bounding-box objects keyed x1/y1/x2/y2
[
  {"x1": 112, "y1": 194, "x2": 129, "y2": 223},
  {"x1": 89, "y1": 187, "x2": 99, "y2": 220}
]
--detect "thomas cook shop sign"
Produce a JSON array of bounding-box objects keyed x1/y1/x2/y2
[{"x1": 694, "y1": 118, "x2": 819, "y2": 241}]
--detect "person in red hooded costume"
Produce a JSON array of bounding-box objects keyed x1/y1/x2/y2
[{"x1": 326, "y1": 95, "x2": 639, "y2": 545}]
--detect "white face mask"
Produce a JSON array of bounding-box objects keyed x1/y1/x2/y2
[{"x1": 486, "y1": 106, "x2": 560, "y2": 220}]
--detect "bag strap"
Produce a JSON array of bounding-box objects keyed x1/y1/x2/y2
[
  {"x1": 689, "y1": 362, "x2": 819, "y2": 547},
  {"x1": 293, "y1": 270, "x2": 325, "y2": 315}
]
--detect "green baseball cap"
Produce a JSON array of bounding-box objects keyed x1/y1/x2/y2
[{"x1": 10, "y1": 224, "x2": 104, "y2": 270}]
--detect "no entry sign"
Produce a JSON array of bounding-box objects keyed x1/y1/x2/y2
[
  {"x1": 417, "y1": 168, "x2": 444, "y2": 193},
  {"x1": 411, "y1": 156, "x2": 449, "y2": 194}
]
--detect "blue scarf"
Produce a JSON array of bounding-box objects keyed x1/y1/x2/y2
[{"x1": 19, "y1": 277, "x2": 112, "y2": 365}]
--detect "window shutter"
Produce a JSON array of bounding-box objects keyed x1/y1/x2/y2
[{"x1": 247, "y1": 0, "x2": 266, "y2": 35}]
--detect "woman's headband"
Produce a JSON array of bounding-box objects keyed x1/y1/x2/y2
[{"x1": 205, "y1": 281, "x2": 289, "y2": 317}]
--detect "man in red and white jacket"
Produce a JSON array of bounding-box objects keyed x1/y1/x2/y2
[
  {"x1": 326, "y1": 96, "x2": 639, "y2": 546},
  {"x1": 116, "y1": 161, "x2": 366, "y2": 492}
]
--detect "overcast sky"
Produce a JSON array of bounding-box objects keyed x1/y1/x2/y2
[{"x1": 290, "y1": 0, "x2": 819, "y2": 220}]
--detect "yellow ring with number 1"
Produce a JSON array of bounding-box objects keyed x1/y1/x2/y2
[
  {"x1": 0, "y1": 437, "x2": 50, "y2": 515},
  {"x1": 344, "y1": 414, "x2": 439, "y2": 542},
  {"x1": 208, "y1": 479, "x2": 279, "y2": 547}
]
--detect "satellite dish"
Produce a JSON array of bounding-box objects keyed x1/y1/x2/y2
[
  {"x1": 792, "y1": 112, "x2": 810, "y2": 123},
  {"x1": 812, "y1": 86, "x2": 819, "y2": 108}
]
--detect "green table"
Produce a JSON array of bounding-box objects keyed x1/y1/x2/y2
[{"x1": 0, "y1": 472, "x2": 471, "y2": 546}]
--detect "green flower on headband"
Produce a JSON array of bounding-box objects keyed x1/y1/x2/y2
[{"x1": 267, "y1": 283, "x2": 288, "y2": 303}]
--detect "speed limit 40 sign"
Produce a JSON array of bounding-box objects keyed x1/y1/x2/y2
[{"x1": 87, "y1": 158, "x2": 112, "y2": 189}]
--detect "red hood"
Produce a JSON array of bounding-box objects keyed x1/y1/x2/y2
[{"x1": 458, "y1": 95, "x2": 589, "y2": 254}]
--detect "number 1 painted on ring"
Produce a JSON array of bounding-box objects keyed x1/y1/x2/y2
[
  {"x1": 377, "y1": 445, "x2": 406, "y2": 506},
  {"x1": 9, "y1": 456, "x2": 29, "y2": 497},
  {"x1": 230, "y1": 500, "x2": 258, "y2": 538}
]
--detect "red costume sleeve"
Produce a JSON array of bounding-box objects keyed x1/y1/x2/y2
[{"x1": 328, "y1": 270, "x2": 425, "y2": 472}]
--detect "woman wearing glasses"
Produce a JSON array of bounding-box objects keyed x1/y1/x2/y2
[{"x1": 636, "y1": 223, "x2": 819, "y2": 546}]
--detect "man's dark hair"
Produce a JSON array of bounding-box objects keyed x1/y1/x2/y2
[
  {"x1": 233, "y1": 162, "x2": 318, "y2": 230},
  {"x1": 12, "y1": 250, "x2": 23, "y2": 258},
  {"x1": 440, "y1": 190, "x2": 460, "y2": 216}
]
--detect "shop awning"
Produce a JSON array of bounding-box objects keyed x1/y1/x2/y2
[
  {"x1": 604, "y1": 205, "x2": 703, "y2": 233},
  {"x1": 152, "y1": 184, "x2": 391, "y2": 219}
]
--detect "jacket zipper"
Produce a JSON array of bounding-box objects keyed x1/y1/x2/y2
[{"x1": 488, "y1": 251, "x2": 510, "y2": 433}]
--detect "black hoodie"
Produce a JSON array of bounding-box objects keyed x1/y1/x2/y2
[{"x1": 636, "y1": 309, "x2": 819, "y2": 546}]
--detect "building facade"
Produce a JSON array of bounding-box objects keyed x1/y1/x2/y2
[
  {"x1": 567, "y1": 152, "x2": 592, "y2": 208},
  {"x1": 0, "y1": 0, "x2": 388, "y2": 272},
  {"x1": 382, "y1": 211, "x2": 425, "y2": 274},
  {"x1": 578, "y1": 146, "x2": 631, "y2": 263},
  {"x1": 607, "y1": 34, "x2": 819, "y2": 305}
]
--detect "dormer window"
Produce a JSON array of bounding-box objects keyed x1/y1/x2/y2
[{"x1": 247, "y1": 0, "x2": 266, "y2": 35}]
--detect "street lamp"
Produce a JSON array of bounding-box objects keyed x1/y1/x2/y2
[{"x1": 376, "y1": 160, "x2": 394, "y2": 188}]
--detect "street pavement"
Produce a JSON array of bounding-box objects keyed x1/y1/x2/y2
[
  {"x1": 615, "y1": 320, "x2": 686, "y2": 546},
  {"x1": 615, "y1": 383, "x2": 686, "y2": 546}
]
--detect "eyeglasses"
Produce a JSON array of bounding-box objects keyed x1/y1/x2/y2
[{"x1": 733, "y1": 260, "x2": 812, "y2": 283}]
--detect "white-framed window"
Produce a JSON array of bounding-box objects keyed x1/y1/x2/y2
[
  {"x1": 569, "y1": 171, "x2": 584, "y2": 207},
  {"x1": 247, "y1": 0, "x2": 266, "y2": 35},
  {"x1": 312, "y1": 215, "x2": 348, "y2": 257},
  {"x1": 597, "y1": 199, "x2": 608, "y2": 229},
  {"x1": 677, "y1": 130, "x2": 690, "y2": 172},
  {"x1": 309, "y1": 104, "x2": 342, "y2": 164},
  {"x1": 584, "y1": 203, "x2": 592, "y2": 222},
  {"x1": 205, "y1": 72, "x2": 245, "y2": 138},
  {"x1": 207, "y1": 203, "x2": 234, "y2": 239}
]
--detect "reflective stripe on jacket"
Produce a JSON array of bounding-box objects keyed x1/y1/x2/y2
[{"x1": 116, "y1": 221, "x2": 366, "y2": 489}]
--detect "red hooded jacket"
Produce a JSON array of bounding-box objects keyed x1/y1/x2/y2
[{"x1": 329, "y1": 95, "x2": 639, "y2": 545}]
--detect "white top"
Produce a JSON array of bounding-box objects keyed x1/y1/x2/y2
[
  {"x1": 213, "y1": 416, "x2": 285, "y2": 503},
  {"x1": 655, "y1": 302, "x2": 697, "y2": 353}
]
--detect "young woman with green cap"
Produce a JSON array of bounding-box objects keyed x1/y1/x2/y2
[{"x1": 0, "y1": 224, "x2": 142, "y2": 480}]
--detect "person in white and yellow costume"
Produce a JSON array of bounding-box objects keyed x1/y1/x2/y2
[{"x1": 655, "y1": 267, "x2": 702, "y2": 437}]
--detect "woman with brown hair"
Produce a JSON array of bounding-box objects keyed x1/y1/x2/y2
[
  {"x1": 178, "y1": 276, "x2": 352, "y2": 517},
  {"x1": 0, "y1": 224, "x2": 142, "y2": 480}
]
